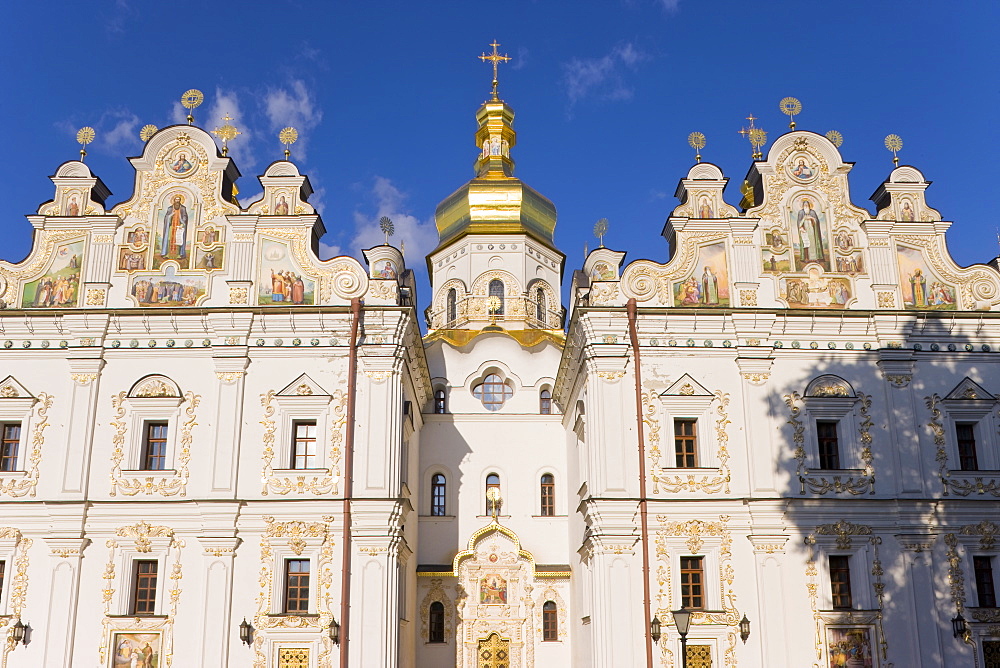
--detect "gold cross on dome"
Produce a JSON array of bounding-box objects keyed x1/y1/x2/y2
[{"x1": 479, "y1": 40, "x2": 512, "y2": 99}]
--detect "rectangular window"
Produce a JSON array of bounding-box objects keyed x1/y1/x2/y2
[
  {"x1": 0, "y1": 423, "x2": 21, "y2": 472},
  {"x1": 0, "y1": 560, "x2": 5, "y2": 599},
  {"x1": 141, "y1": 422, "x2": 168, "y2": 471},
  {"x1": 829, "y1": 555, "x2": 853, "y2": 609},
  {"x1": 817, "y1": 420, "x2": 841, "y2": 470},
  {"x1": 291, "y1": 421, "x2": 317, "y2": 470},
  {"x1": 284, "y1": 559, "x2": 310, "y2": 614},
  {"x1": 957, "y1": 423, "x2": 979, "y2": 471},
  {"x1": 132, "y1": 560, "x2": 158, "y2": 615},
  {"x1": 540, "y1": 475, "x2": 555, "y2": 517},
  {"x1": 975, "y1": 556, "x2": 997, "y2": 608},
  {"x1": 680, "y1": 556, "x2": 704, "y2": 609},
  {"x1": 674, "y1": 419, "x2": 698, "y2": 468}
]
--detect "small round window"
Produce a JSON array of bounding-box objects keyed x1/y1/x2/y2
[{"x1": 473, "y1": 374, "x2": 513, "y2": 411}]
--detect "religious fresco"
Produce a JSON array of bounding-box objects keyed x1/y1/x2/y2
[
  {"x1": 153, "y1": 191, "x2": 199, "y2": 271},
  {"x1": 762, "y1": 250, "x2": 791, "y2": 273},
  {"x1": 372, "y1": 259, "x2": 397, "y2": 280},
  {"x1": 780, "y1": 266, "x2": 852, "y2": 309},
  {"x1": 111, "y1": 631, "x2": 161, "y2": 667},
  {"x1": 695, "y1": 195, "x2": 714, "y2": 218},
  {"x1": 479, "y1": 574, "x2": 507, "y2": 604},
  {"x1": 897, "y1": 245, "x2": 956, "y2": 310},
  {"x1": 165, "y1": 146, "x2": 197, "y2": 178},
  {"x1": 788, "y1": 155, "x2": 817, "y2": 182},
  {"x1": 21, "y1": 240, "x2": 84, "y2": 308},
  {"x1": 272, "y1": 192, "x2": 292, "y2": 215},
  {"x1": 826, "y1": 627, "x2": 874, "y2": 668},
  {"x1": 257, "y1": 239, "x2": 315, "y2": 306},
  {"x1": 789, "y1": 194, "x2": 830, "y2": 271},
  {"x1": 118, "y1": 248, "x2": 148, "y2": 271},
  {"x1": 129, "y1": 266, "x2": 207, "y2": 307},
  {"x1": 591, "y1": 261, "x2": 616, "y2": 281},
  {"x1": 64, "y1": 192, "x2": 83, "y2": 216},
  {"x1": 673, "y1": 243, "x2": 729, "y2": 307},
  {"x1": 194, "y1": 245, "x2": 224, "y2": 271}
]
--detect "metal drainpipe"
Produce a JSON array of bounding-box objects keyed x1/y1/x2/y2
[
  {"x1": 340, "y1": 297, "x2": 361, "y2": 667},
  {"x1": 627, "y1": 298, "x2": 655, "y2": 668}
]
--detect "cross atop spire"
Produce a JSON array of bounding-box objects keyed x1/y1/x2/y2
[{"x1": 479, "y1": 40, "x2": 512, "y2": 100}]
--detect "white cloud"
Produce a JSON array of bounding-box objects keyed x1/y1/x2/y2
[
  {"x1": 562, "y1": 42, "x2": 647, "y2": 111},
  {"x1": 100, "y1": 110, "x2": 140, "y2": 152},
  {"x1": 207, "y1": 88, "x2": 256, "y2": 171},
  {"x1": 318, "y1": 240, "x2": 342, "y2": 259},
  {"x1": 264, "y1": 81, "x2": 323, "y2": 160},
  {"x1": 658, "y1": 0, "x2": 681, "y2": 11},
  {"x1": 351, "y1": 177, "x2": 437, "y2": 266},
  {"x1": 512, "y1": 46, "x2": 529, "y2": 71},
  {"x1": 169, "y1": 101, "x2": 187, "y2": 126}
]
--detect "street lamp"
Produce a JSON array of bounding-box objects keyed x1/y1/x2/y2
[
  {"x1": 650, "y1": 616, "x2": 662, "y2": 643},
  {"x1": 739, "y1": 614, "x2": 751, "y2": 644},
  {"x1": 952, "y1": 611, "x2": 968, "y2": 639},
  {"x1": 9, "y1": 619, "x2": 26, "y2": 646},
  {"x1": 239, "y1": 618, "x2": 253, "y2": 646},
  {"x1": 671, "y1": 607, "x2": 692, "y2": 668},
  {"x1": 329, "y1": 618, "x2": 341, "y2": 645}
]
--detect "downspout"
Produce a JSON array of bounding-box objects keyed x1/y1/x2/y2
[
  {"x1": 340, "y1": 297, "x2": 361, "y2": 667},
  {"x1": 627, "y1": 298, "x2": 655, "y2": 668}
]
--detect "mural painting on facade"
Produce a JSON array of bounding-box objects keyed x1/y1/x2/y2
[
  {"x1": 899, "y1": 199, "x2": 915, "y2": 221},
  {"x1": 129, "y1": 265, "x2": 207, "y2": 307},
  {"x1": 273, "y1": 193, "x2": 291, "y2": 215},
  {"x1": 834, "y1": 252, "x2": 864, "y2": 275},
  {"x1": 896, "y1": 245, "x2": 955, "y2": 310},
  {"x1": 789, "y1": 195, "x2": 830, "y2": 271},
  {"x1": 781, "y1": 266, "x2": 851, "y2": 309},
  {"x1": 479, "y1": 574, "x2": 507, "y2": 604},
  {"x1": 119, "y1": 247, "x2": 147, "y2": 271},
  {"x1": 153, "y1": 192, "x2": 198, "y2": 270},
  {"x1": 257, "y1": 239, "x2": 315, "y2": 305},
  {"x1": 826, "y1": 627, "x2": 873, "y2": 668},
  {"x1": 111, "y1": 632, "x2": 161, "y2": 667},
  {"x1": 197, "y1": 226, "x2": 223, "y2": 245},
  {"x1": 127, "y1": 226, "x2": 151, "y2": 248},
  {"x1": 696, "y1": 195, "x2": 714, "y2": 218},
  {"x1": 591, "y1": 262, "x2": 616, "y2": 281},
  {"x1": 790, "y1": 157, "x2": 816, "y2": 181},
  {"x1": 21, "y1": 240, "x2": 83, "y2": 308},
  {"x1": 763, "y1": 250, "x2": 791, "y2": 273},
  {"x1": 834, "y1": 229, "x2": 856, "y2": 252},
  {"x1": 166, "y1": 147, "x2": 197, "y2": 177},
  {"x1": 673, "y1": 242, "x2": 730, "y2": 307},
  {"x1": 194, "y1": 245, "x2": 224, "y2": 270},
  {"x1": 374, "y1": 260, "x2": 397, "y2": 280},
  {"x1": 65, "y1": 193, "x2": 82, "y2": 216}
]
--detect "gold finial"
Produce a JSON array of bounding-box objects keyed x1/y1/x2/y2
[
  {"x1": 593, "y1": 218, "x2": 608, "y2": 248},
  {"x1": 279, "y1": 127, "x2": 298, "y2": 160},
  {"x1": 487, "y1": 295, "x2": 502, "y2": 327},
  {"x1": 139, "y1": 124, "x2": 158, "y2": 142},
  {"x1": 212, "y1": 113, "x2": 241, "y2": 157},
  {"x1": 486, "y1": 486, "x2": 502, "y2": 520},
  {"x1": 825, "y1": 130, "x2": 843, "y2": 148},
  {"x1": 76, "y1": 127, "x2": 95, "y2": 161},
  {"x1": 479, "y1": 40, "x2": 512, "y2": 100},
  {"x1": 180, "y1": 89, "x2": 204, "y2": 125},
  {"x1": 688, "y1": 132, "x2": 706, "y2": 163},
  {"x1": 884, "y1": 134, "x2": 903, "y2": 166},
  {"x1": 779, "y1": 97, "x2": 802, "y2": 130},
  {"x1": 738, "y1": 114, "x2": 766, "y2": 159},
  {"x1": 379, "y1": 216, "x2": 395, "y2": 245}
]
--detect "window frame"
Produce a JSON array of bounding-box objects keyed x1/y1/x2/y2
[
  {"x1": 975, "y1": 555, "x2": 998, "y2": 608},
  {"x1": 283, "y1": 558, "x2": 311, "y2": 615},
  {"x1": 488, "y1": 279, "x2": 505, "y2": 315},
  {"x1": 658, "y1": 384, "x2": 716, "y2": 471},
  {"x1": 140, "y1": 421, "x2": 169, "y2": 471},
  {"x1": 956, "y1": 422, "x2": 979, "y2": 471},
  {"x1": 272, "y1": 391, "x2": 334, "y2": 475},
  {"x1": 673, "y1": 418, "x2": 699, "y2": 468},
  {"x1": 428, "y1": 601, "x2": 446, "y2": 643},
  {"x1": 542, "y1": 600, "x2": 558, "y2": 641},
  {"x1": 485, "y1": 472, "x2": 501, "y2": 516},
  {"x1": 473, "y1": 374, "x2": 513, "y2": 412},
  {"x1": 828, "y1": 554, "x2": 853, "y2": 610},
  {"x1": 131, "y1": 559, "x2": 159, "y2": 616},
  {"x1": 801, "y1": 395, "x2": 862, "y2": 471},
  {"x1": 125, "y1": 395, "x2": 184, "y2": 473},
  {"x1": 431, "y1": 473, "x2": 447, "y2": 516},
  {"x1": 679, "y1": 555, "x2": 705, "y2": 609},
  {"x1": 540, "y1": 474, "x2": 555, "y2": 516},
  {"x1": 0, "y1": 423, "x2": 21, "y2": 473},
  {"x1": 816, "y1": 419, "x2": 841, "y2": 470},
  {"x1": 290, "y1": 420, "x2": 319, "y2": 470},
  {"x1": 434, "y1": 388, "x2": 447, "y2": 414},
  {"x1": 539, "y1": 388, "x2": 552, "y2": 415},
  {"x1": 446, "y1": 288, "x2": 458, "y2": 325}
]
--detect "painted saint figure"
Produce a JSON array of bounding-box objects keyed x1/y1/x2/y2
[
  {"x1": 910, "y1": 268, "x2": 927, "y2": 307},
  {"x1": 160, "y1": 195, "x2": 189, "y2": 259},
  {"x1": 701, "y1": 266, "x2": 719, "y2": 305},
  {"x1": 698, "y1": 196, "x2": 713, "y2": 218},
  {"x1": 275, "y1": 196, "x2": 289, "y2": 215},
  {"x1": 67, "y1": 196, "x2": 80, "y2": 216},
  {"x1": 171, "y1": 153, "x2": 193, "y2": 174},
  {"x1": 796, "y1": 198, "x2": 824, "y2": 264},
  {"x1": 900, "y1": 201, "x2": 915, "y2": 221},
  {"x1": 792, "y1": 159, "x2": 813, "y2": 179}
]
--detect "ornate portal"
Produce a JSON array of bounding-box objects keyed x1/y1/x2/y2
[{"x1": 477, "y1": 633, "x2": 511, "y2": 668}]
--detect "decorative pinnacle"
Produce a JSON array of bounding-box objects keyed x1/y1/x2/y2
[
  {"x1": 687, "y1": 132, "x2": 706, "y2": 163},
  {"x1": 139, "y1": 124, "x2": 158, "y2": 142},
  {"x1": 76, "y1": 127, "x2": 95, "y2": 162},
  {"x1": 779, "y1": 97, "x2": 802, "y2": 130},
  {"x1": 379, "y1": 216, "x2": 395, "y2": 245},
  {"x1": 180, "y1": 89, "x2": 204, "y2": 125},
  {"x1": 738, "y1": 114, "x2": 766, "y2": 159},
  {"x1": 279, "y1": 127, "x2": 298, "y2": 160},
  {"x1": 825, "y1": 130, "x2": 843, "y2": 148},
  {"x1": 212, "y1": 113, "x2": 241, "y2": 157},
  {"x1": 593, "y1": 218, "x2": 609, "y2": 248},
  {"x1": 479, "y1": 40, "x2": 512, "y2": 100},
  {"x1": 884, "y1": 134, "x2": 903, "y2": 166}
]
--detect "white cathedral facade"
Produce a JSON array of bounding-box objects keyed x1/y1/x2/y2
[{"x1": 0, "y1": 83, "x2": 998, "y2": 668}]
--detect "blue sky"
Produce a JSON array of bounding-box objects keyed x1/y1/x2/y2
[{"x1": 2, "y1": 1, "x2": 998, "y2": 309}]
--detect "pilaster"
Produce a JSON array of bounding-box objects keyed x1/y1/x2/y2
[{"x1": 41, "y1": 537, "x2": 89, "y2": 668}]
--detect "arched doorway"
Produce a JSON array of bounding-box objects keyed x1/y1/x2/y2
[{"x1": 477, "y1": 632, "x2": 511, "y2": 668}]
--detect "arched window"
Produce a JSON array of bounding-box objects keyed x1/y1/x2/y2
[
  {"x1": 446, "y1": 288, "x2": 457, "y2": 325},
  {"x1": 542, "y1": 601, "x2": 558, "y2": 641},
  {"x1": 431, "y1": 473, "x2": 447, "y2": 516},
  {"x1": 540, "y1": 474, "x2": 555, "y2": 516},
  {"x1": 429, "y1": 601, "x2": 445, "y2": 643},
  {"x1": 539, "y1": 389, "x2": 552, "y2": 415},
  {"x1": 488, "y1": 279, "x2": 505, "y2": 315},
  {"x1": 535, "y1": 287, "x2": 545, "y2": 322},
  {"x1": 434, "y1": 389, "x2": 447, "y2": 414},
  {"x1": 473, "y1": 374, "x2": 512, "y2": 411},
  {"x1": 486, "y1": 473, "x2": 501, "y2": 515}
]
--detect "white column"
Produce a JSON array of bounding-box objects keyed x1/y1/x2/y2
[
  {"x1": 60, "y1": 357, "x2": 104, "y2": 495},
  {"x1": 197, "y1": 538, "x2": 240, "y2": 666},
  {"x1": 41, "y1": 538, "x2": 88, "y2": 667}
]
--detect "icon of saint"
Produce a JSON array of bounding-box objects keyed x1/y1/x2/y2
[
  {"x1": 67, "y1": 196, "x2": 80, "y2": 216},
  {"x1": 171, "y1": 153, "x2": 193, "y2": 174},
  {"x1": 900, "y1": 201, "x2": 914, "y2": 221},
  {"x1": 795, "y1": 198, "x2": 824, "y2": 264},
  {"x1": 275, "y1": 196, "x2": 289, "y2": 215},
  {"x1": 910, "y1": 268, "x2": 927, "y2": 306},
  {"x1": 701, "y1": 266, "x2": 719, "y2": 305},
  {"x1": 161, "y1": 195, "x2": 189, "y2": 259},
  {"x1": 698, "y1": 197, "x2": 713, "y2": 218},
  {"x1": 792, "y1": 159, "x2": 813, "y2": 179}
]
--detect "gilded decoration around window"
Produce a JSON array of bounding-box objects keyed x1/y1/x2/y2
[
  {"x1": 960, "y1": 520, "x2": 999, "y2": 550},
  {"x1": 259, "y1": 389, "x2": 347, "y2": 496},
  {"x1": 645, "y1": 390, "x2": 731, "y2": 495},
  {"x1": 419, "y1": 578, "x2": 454, "y2": 642},
  {"x1": 0, "y1": 393, "x2": 51, "y2": 499},
  {"x1": 0, "y1": 528, "x2": 31, "y2": 661}
]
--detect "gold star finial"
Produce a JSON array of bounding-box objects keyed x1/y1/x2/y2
[
  {"x1": 76, "y1": 127, "x2": 95, "y2": 162},
  {"x1": 479, "y1": 40, "x2": 512, "y2": 100},
  {"x1": 738, "y1": 114, "x2": 766, "y2": 159},
  {"x1": 212, "y1": 113, "x2": 241, "y2": 157},
  {"x1": 885, "y1": 134, "x2": 903, "y2": 166},
  {"x1": 180, "y1": 89, "x2": 204, "y2": 125}
]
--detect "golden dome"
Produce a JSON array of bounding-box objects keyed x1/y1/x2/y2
[{"x1": 432, "y1": 98, "x2": 557, "y2": 253}]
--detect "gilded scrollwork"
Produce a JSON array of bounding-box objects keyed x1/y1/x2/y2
[
  {"x1": 960, "y1": 520, "x2": 999, "y2": 551},
  {"x1": 896, "y1": 234, "x2": 1000, "y2": 309},
  {"x1": 0, "y1": 230, "x2": 86, "y2": 306},
  {"x1": 260, "y1": 389, "x2": 347, "y2": 496},
  {"x1": 0, "y1": 528, "x2": 31, "y2": 662},
  {"x1": 621, "y1": 232, "x2": 729, "y2": 305},
  {"x1": 0, "y1": 393, "x2": 51, "y2": 498},
  {"x1": 109, "y1": 390, "x2": 200, "y2": 497},
  {"x1": 419, "y1": 578, "x2": 454, "y2": 642},
  {"x1": 646, "y1": 390, "x2": 731, "y2": 495}
]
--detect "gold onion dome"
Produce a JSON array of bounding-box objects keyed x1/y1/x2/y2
[{"x1": 433, "y1": 95, "x2": 557, "y2": 254}]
